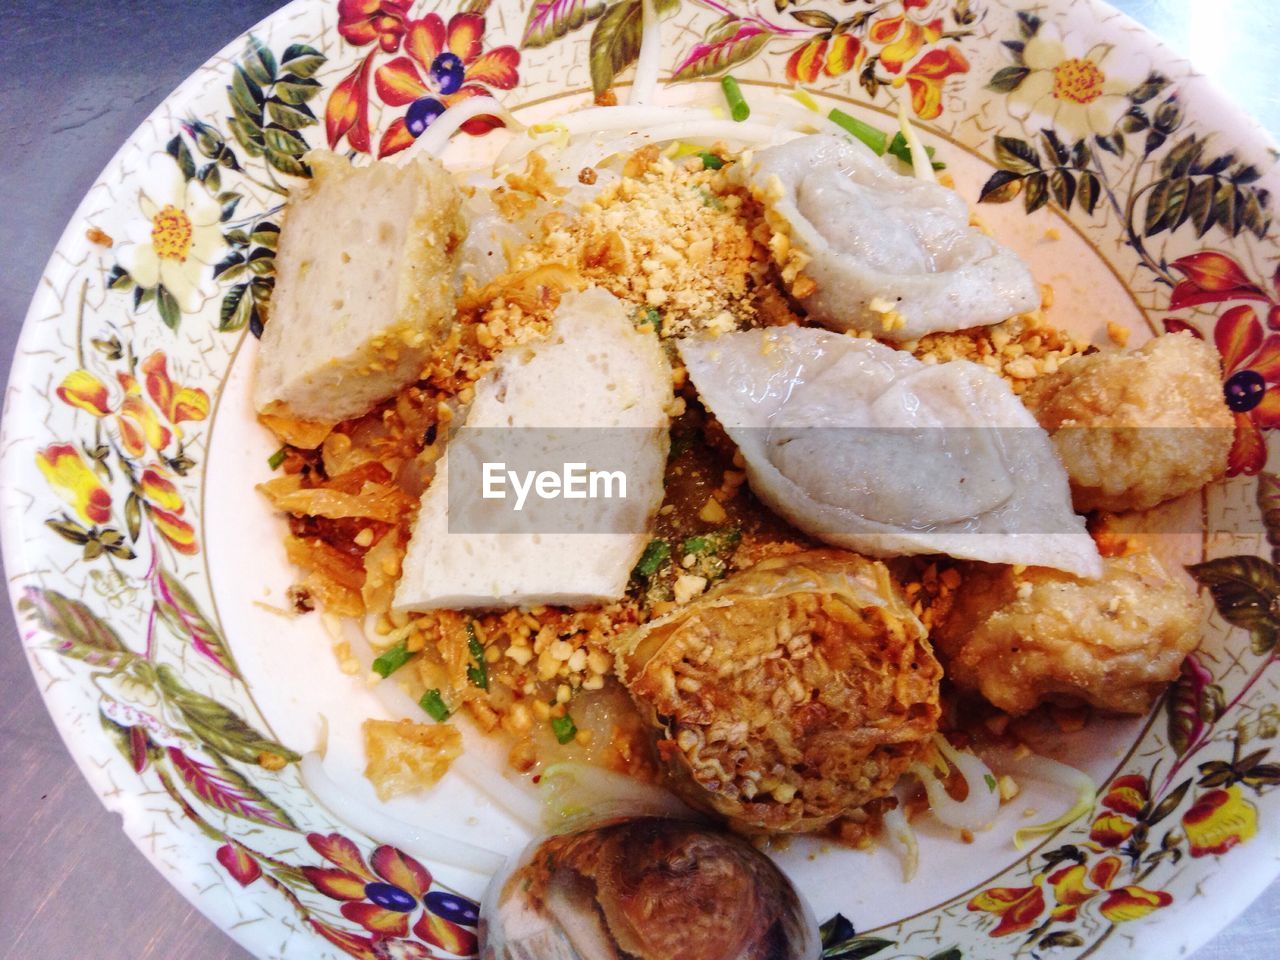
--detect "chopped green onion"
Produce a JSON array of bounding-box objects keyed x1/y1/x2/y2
[
  {"x1": 698, "y1": 151, "x2": 725, "y2": 170},
  {"x1": 828, "y1": 108, "x2": 887, "y2": 155},
  {"x1": 683, "y1": 528, "x2": 741, "y2": 557},
  {"x1": 721, "y1": 76, "x2": 750, "y2": 122},
  {"x1": 267, "y1": 446, "x2": 287, "y2": 470},
  {"x1": 372, "y1": 641, "x2": 412, "y2": 678},
  {"x1": 465, "y1": 622, "x2": 488, "y2": 690},
  {"x1": 682, "y1": 535, "x2": 710, "y2": 555},
  {"x1": 633, "y1": 539, "x2": 670, "y2": 578},
  {"x1": 550, "y1": 713, "x2": 578, "y2": 745},
  {"x1": 419, "y1": 688, "x2": 451, "y2": 722},
  {"x1": 887, "y1": 131, "x2": 945, "y2": 171},
  {"x1": 984, "y1": 773, "x2": 998, "y2": 793}
]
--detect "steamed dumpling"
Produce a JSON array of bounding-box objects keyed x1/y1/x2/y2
[
  {"x1": 678, "y1": 328, "x2": 1101, "y2": 577},
  {"x1": 750, "y1": 134, "x2": 1039, "y2": 341}
]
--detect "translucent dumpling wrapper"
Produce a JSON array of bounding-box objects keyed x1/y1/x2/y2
[
  {"x1": 481, "y1": 816, "x2": 821, "y2": 960},
  {"x1": 617, "y1": 550, "x2": 941, "y2": 834},
  {"x1": 749, "y1": 134, "x2": 1040, "y2": 341},
  {"x1": 678, "y1": 328, "x2": 1101, "y2": 577}
]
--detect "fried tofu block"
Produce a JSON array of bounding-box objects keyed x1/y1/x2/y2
[
  {"x1": 253, "y1": 152, "x2": 465, "y2": 422},
  {"x1": 934, "y1": 552, "x2": 1201, "y2": 715},
  {"x1": 1023, "y1": 332, "x2": 1232, "y2": 512}
]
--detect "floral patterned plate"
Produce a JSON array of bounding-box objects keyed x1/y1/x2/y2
[{"x1": 5, "y1": 0, "x2": 1280, "y2": 957}]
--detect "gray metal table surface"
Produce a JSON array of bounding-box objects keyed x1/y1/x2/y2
[{"x1": 0, "y1": 1, "x2": 1276, "y2": 958}]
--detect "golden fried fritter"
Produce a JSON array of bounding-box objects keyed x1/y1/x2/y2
[
  {"x1": 934, "y1": 552, "x2": 1201, "y2": 715},
  {"x1": 1023, "y1": 332, "x2": 1232, "y2": 512},
  {"x1": 617, "y1": 550, "x2": 941, "y2": 834}
]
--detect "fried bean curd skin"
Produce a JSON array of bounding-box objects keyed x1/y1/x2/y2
[
  {"x1": 934, "y1": 552, "x2": 1202, "y2": 716},
  {"x1": 617, "y1": 550, "x2": 941, "y2": 834},
  {"x1": 1022, "y1": 332, "x2": 1232, "y2": 513}
]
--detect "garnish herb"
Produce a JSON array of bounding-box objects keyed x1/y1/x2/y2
[
  {"x1": 267, "y1": 446, "x2": 287, "y2": 470},
  {"x1": 984, "y1": 773, "x2": 998, "y2": 793},
  {"x1": 372, "y1": 641, "x2": 412, "y2": 678},
  {"x1": 466, "y1": 622, "x2": 489, "y2": 690},
  {"x1": 636, "y1": 307, "x2": 661, "y2": 330},
  {"x1": 827, "y1": 109, "x2": 945, "y2": 170},
  {"x1": 721, "y1": 76, "x2": 750, "y2": 122},
  {"x1": 633, "y1": 539, "x2": 671, "y2": 578},
  {"x1": 887, "y1": 131, "x2": 944, "y2": 171},
  {"x1": 551, "y1": 713, "x2": 578, "y2": 745},
  {"x1": 829, "y1": 108, "x2": 887, "y2": 155},
  {"x1": 698, "y1": 151, "x2": 725, "y2": 170},
  {"x1": 682, "y1": 527, "x2": 741, "y2": 556},
  {"x1": 419, "y1": 688, "x2": 451, "y2": 722}
]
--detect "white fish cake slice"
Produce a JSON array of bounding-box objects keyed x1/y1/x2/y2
[
  {"x1": 253, "y1": 151, "x2": 465, "y2": 423},
  {"x1": 394, "y1": 288, "x2": 672, "y2": 610}
]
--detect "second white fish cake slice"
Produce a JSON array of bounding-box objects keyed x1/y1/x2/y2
[{"x1": 394, "y1": 287, "x2": 672, "y2": 611}]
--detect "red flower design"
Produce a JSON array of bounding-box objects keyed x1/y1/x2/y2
[
  {"x1": 216, "y1": 841, "x2": 262, "y2": 887},
  {"x1": 338, "y1": 0, "x2": 412, "y2": 52},
  {"x1": 785, "y1": 34, "x2": 864, "y2": 84},
  {"x1": 373, "y1": 12, "x2": 520, "y2": 156},
  {"x1": 302, "y1": 833, "x2": 478, "y2": 954},
  {"x1": 141, "y1": 351, "x2": 209, "y2": 436},
  {"x1": 1169, "y1": 251, "x2": 1269, "y2": 311},
  {"x1": 1087, "y1": 772, "x2": 1149, "y2": 847},
  {"x1": 1048, "y1": 856, "x2": 1173, "y2": 925},
  {"x1": 892, "y1": 45, "x2": 969, "y2": 120},
  {"x1": 872, "y1": 15, "x2": 944, "y2": 74},
  {"x1": 1214, "y1": 304, "x2": 1280, "y2": 475},
  {"x1": 968, "y1": 880, "x2": 1046, "y2": 936}
]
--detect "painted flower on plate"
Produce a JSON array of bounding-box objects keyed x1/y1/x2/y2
[
  {"x1": 1182, "y1": 784, "x2": 1259, "y2": 857},
  {"x1": 1213, "y1": 302, "x2": 1280, "y2": 475},
  {"x1": 140, "y1": 351, "x2": 210, "y2": 436},
  {"x1": 36, "y1": 443, "x2": 111, "y2": 525},
  {"x1": 373, "y1": 12, "x2": 519, "y2": 156},
  {"x1": 338, "y1": 0, "x2": 412, "y2": 52},
  {"x1": 967, "y1": 878, "x2": 1046, "y2": 936},
  {"x1": 303, "y1": 833, "x2": 478, "y2": 954},
  {"x1": 116, "y1": 160, "x2": 223, "y2": 313},
  {"x1": 785, "y1": 34, "x2": 864, "y2": 85},
  {"x1": 1007, "y1": 24, "x2": 1132, "y2": 139},
  {"x1": 893, "y1": 46, "x2": 970, "y2": 120},
  {"x1": 1047, "y1": 856, "x2": 1172, "y2": 924},
  {"x1": 1088, "y1": 773, "x2": 1148, "y2": 849}
]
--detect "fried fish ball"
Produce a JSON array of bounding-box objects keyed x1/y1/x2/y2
[
  {"x1": 1022, "y1": 332, "x2": 1232, "y2": 513},
  {"x1": 617, "y1": 550, "x2": 942, "y2": 834},
  {"x1": 933, "y1": 553, "x2": 1201, "y2": 716}
]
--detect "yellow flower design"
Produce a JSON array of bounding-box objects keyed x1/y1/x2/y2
[
  {"x1": 1182, "y1": 784, "x2": 1258, "y2": 857},
  {"x1": 36, "y1": 443, "x2": 112, "y2": 526},
  {"x1": 1007, "y1": 25, "x2": 1132, "y2": 139}
]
